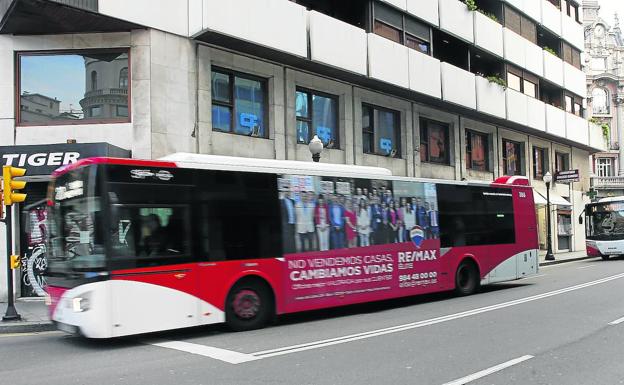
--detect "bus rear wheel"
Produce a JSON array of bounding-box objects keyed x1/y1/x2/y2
[
  {"x1": 226, "y1": 279, "x2": 273, "y2": 332},
  {"x1": 455, "y1": 260, "x2": 480, "y2": 296},
  {"x1": 601, "y1": 255, "x2": 610, "y2": 261}
]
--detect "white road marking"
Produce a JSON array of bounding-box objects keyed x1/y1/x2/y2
[
  {"x1": 441, "y1": 355, "x2": 534, "y2": 385},
  {"x1": 520, "y1": 274, "x2": 547, "y2": 279},
  {"x1": 578, "y1": 265, "x2": 597, "y2": 270},
  {"x1": 252, "y1": 272, "x2": 624, "y2": 358},
  {"x1": 608, "y1": 316, "x2": 624, "y2": 325},
  {"x1": 0, "y1": 331, "x2": 61, "y2": 338},
  {"x1": 149, "y1": 340, "x2": 260, "y2": 364},
  {"x1": 147, "y1": 272, "x2": 624, "y2": 364}
]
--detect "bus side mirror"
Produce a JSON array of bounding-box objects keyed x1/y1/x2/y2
[{"x1": 578, "y1": 215, "x2": 583, "y2": 225}]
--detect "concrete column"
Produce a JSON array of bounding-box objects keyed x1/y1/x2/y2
[{"x1": 617, "y1": 97, "x2": 624, "y2": 175}]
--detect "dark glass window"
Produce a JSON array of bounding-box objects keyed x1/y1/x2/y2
[
  {"x1": 295, "y1": 88, "x2": 339, "y2": 147},
  {"x1": 562, "y1": 42, "x2": 581, "y2": 69},
  {"x1": 420, "y1": 118, "x2": 450, "y2": 165},
  {"x1": 555, "y1": 152, "x2": 570, "y2": 174},
  {"x1": 211, "y1": 68, "x2": 267, "y2": 137},
  {"x1": 17, "y1": 49, "x2": 130, "y2": 124},
  {"x1": 533, "y1": 146, "x2": 548, "y2": 179},
  {"x1": 373, "y1": 2, "x2": 430, "y2": 54},
  {"x1": 503, "y1": 140, "x2": 523, "y2": 176},
  {"x1": 507, "y1": 65, "x2": 539, "y2": 98},
  {"x1": 362, "y1": 104, "x2": 401, "y2": 157},
  {"x1": 504, "y1": 5, "x2": 536, "y2": 43},
  {"x1": 465, "y1": 130, "x2": 488, "y2": 171},
  {"x1": 438, "y1": 185, "x2": 516, "y2": 247},
  {"x1": 195, "y1": 171, "x2": 281, "y2": 261}
]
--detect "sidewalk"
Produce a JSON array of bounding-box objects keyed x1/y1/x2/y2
[
  {"x1": 538, "y1": 249, "x2": 592, "y2": 266},
  {"x1": 0, "y1": 250, "x2": 594, "y2": 334},
  {"x1": 0, "y1": 298, "x2": 54, "y2": 334}
]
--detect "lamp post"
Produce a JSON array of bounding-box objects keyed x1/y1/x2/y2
[
  {"x1": 308, "y1": 135, "x2": 323, "y2": 163},
  {"x1": 543, "y1": 171, "x2": 555, "y2": 261}
]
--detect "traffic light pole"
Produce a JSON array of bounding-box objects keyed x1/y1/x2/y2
[{"x1": 3, "y1": 204, "x2": 20, "y2": 321}]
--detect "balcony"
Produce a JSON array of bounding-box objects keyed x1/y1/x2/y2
[
  {"x1": 541, "y1": 0, "x2": 562, "y2": 36},
  {"x1": 563, "y1": 62, "x2": 586, "y2": 97},
  {"x1": 408, "y1": 49, "x2": 441, "y2": 99},
  {"x1": 503, "y1": 28, "x2": 525, "y2": 68},
  {"x1": 439, "y1": 0, "x2": 474, "y2": 43},
  {"x1": 367, "y1": 33, "x2": 409, "y2": 88},
  {"x1": 83, "y1": 88, "x2": 128, "y2": 98},
  {"x1": 201, "y1": 0, "x2": 307, "y2": 57},
  {"x1": 565, "y1": 112, "x2": 588, "y2": 146},
  {"x1": 543, "y1": 50, "x2": 564, "y2": 86},
  {"x1": 561, "y1": 14, "x2": 584, "y2": 50},
  {"x1": 527, "y1": 97, "x2": 546, "y2": 132},
  {"x1": 506, "y1": 88, "x2": 528, "y2": 126},
  {"x1": 545, "y1": 104, "x2": 566, "y2": 138},
  {"x1": 406, "y1": 0, "x2": 438, "y2": 26},
  {"x1": 524, "y1": 39, "x2": 543, "y2": 77},
  {"x1": 441, "y1": 62, "x2": 476, "y2": 109},
  {"x1": 476, "y1": 76, "x2": 505, "y2": 118},
  {"x1": 309, "y1": 11, "x2": 367, "y2": 75},
  {"x1": 592, "y1": 176, "x2": 624, "y2": 190},
  {"x1": 474, "y1": 11, "x2": 503, "y2": 57}
]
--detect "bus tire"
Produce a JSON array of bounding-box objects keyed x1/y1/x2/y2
[
  {"x1": 225, "y1": 278, "x2": 274, "y2": 332},
  {"x1": 601, "y1": 255, "x2": 610, "y2": 261},
  {"x1": 454, "y1": 259, "x2": 480, "y2": 296}
]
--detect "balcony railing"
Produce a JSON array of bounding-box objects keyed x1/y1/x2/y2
[
  {"x1": 83, "y1": 88, "x2": 128, "y2": 98},
  {"x1": 592, "y1": 176, "x2": 624, "y2": 189}
]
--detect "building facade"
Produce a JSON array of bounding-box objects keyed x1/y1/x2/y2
[
  {"x1": 0, "y1": 0, "x2": 603, "y2": 300},
  {"x1": 583, "y1": 0, "x2": 624, "y2": 197}
]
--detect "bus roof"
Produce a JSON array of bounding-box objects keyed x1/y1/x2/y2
[
  {"x1": 158, "y1": 153, "x2": 393, "y2": 177},
  {"x1": 592, "y1": 196, "x2": 624, "y2": 204}
]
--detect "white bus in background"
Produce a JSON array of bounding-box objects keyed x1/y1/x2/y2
[{"x1": 584, "y1": 197, "x2": 624, "y2": 260}]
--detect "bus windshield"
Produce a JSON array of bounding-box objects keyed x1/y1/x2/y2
[
  {"x1": 586, "y1": 201, "x2": 624, "y2": 240},
  {"x1": 47, "y1": 165, "x2": 106, "y2": 273}
]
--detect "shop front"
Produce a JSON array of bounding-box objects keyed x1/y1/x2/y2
[
  {"x1": 0, "y1": 142, "x2": 129, "y2": 297},
  {"x1": 533, "y1": 187, "x2": 573, "y2": 253}
]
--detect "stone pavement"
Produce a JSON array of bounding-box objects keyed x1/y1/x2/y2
[{"x1": 0, "y1": 250, "x2": 594, "y2": 334}]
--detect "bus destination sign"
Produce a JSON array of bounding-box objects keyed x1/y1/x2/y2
[{"x1": 555, "y1": 169, "x2": 579, "y2": 183}]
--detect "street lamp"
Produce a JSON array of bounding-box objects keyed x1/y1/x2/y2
[
  {"x1": 543, "y1": 171, "x2": 555, "y2": 261},
  {"x1": 308, "y1": 135, "x2": 323, "y2": 163}
]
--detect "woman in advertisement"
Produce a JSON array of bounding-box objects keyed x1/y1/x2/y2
[
  {"x1": 357, "y1": 199, "x2": 371, "y2": 247},
  {"x1": 314, "y1": 194, "x2": 330, "y2": 251},
  {"x1": 344, "y1": 198, "x2": 358, "y2": 248},
  {"x1": 402, "y1": 197, "x2": 415, "y2": 242}
]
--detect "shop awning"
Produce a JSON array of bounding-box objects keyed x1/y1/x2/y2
[{"x1": 533, "y1": 188, "x2": 572, "y2": 207}]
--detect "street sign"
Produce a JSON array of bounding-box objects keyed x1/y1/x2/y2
[{"x1": 555, "y1": 169, "x2": 580, "y2": 183}]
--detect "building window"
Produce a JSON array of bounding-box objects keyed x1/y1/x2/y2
[
  {"x1": 592, "y1": 88, "x2": 609, "y2": 114},
  {"x1": 119, "y1": 67, "x2": 128, "y2": 88},
  {"x1": 507, "y1": 65, "x2": 539, "y2": 98},
  {"x1": 362, "y1": 104, "x2": 400, "y2": 157},
  {"x1": 503, "y1": 140, "x2": 523, "y2": 176},
  {"x1": 504, "y1": 5, "x2": 537, "y2": 44},
  {"x1": 562, "y1": 42, "x2": 581, "y2": 69},
  {"x1": 373, "y1": 2, "x2": 430, "y2": 54},
  {"x1": 465, "y1": 130, "x2": 489, "y2": 171},
  {"x1": 420, "y1": 118, "x2": 450, "y2": 165},
  {"x1": 596, "y1": 158, "x2": 614, "y2": 177},
  {"x1": 17, "y1": 49, "x2": 130, "y2": 125},
  {"x1": 555, "y1": 152, "x2": 570, "y2": 174},
  {"x1": 565, "y1": 93, "x2": 584, "y2": 116},
  {"x1": 211, "y1": 68, "x2": 267, "y2": 137},
  {"x1": 116, "y1": 105, "x2": 128, "y2": 118},
  {"x1": 565, "y1": 0, "x2": 580, "y2": 23},
  {"x1": 295, "y1": 88, "x2": 339, "y2": 147},
  {"x1": 533, "y1": 146, "x2": 548, "y2": 179}
]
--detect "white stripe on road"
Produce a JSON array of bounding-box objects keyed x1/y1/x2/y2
[
  {"x1": 147, "y1": 272, "x2": 624, "y2": 364},
  {"x1": 441, "y1": 355, "x2": 534, "y2": 385},
  {"x1": 608, "y1": 316, "x2": 624, "y2": 325},
  {"x1": 252, "y1": 272, "x2": 624, "y2": 358},
  {"x1": 578, "y1": 265, "x2": 597, "y2": 270},
  {"x1": 520, "y1": 274, "x2": 547, "y2": 279},
  {"x1": 149, "y1": 340, "x2": 259, "y2": 364}
]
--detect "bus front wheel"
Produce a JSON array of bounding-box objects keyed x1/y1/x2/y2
[
  {"x1": 226, "y1": 279, "x2": 274, "y2": 332},
  {"x1": 455, "y1": 260, "x2": 480, "y2": 296},
  {"x1": 601, "y1": 255, "x2": 610, "y2": 261}
]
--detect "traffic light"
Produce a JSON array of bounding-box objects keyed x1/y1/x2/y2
[
  {"x1": 10, "y1": 255, "x2": 20, "y2": 269},
  {"x1": 2, "y1": 166, "x2": 27, "y2": 206}
]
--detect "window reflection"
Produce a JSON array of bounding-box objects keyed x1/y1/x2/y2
[{"x1": 18, "y1": 50, "x2": 129, "y2": 124}]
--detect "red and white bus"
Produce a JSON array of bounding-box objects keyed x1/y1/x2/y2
[
  {"x1": 584, "y1": 197, "x2": 624, "y2": 260},
  {"x1": 44, "y1": 154, "x2": 538, "y2": 338}
]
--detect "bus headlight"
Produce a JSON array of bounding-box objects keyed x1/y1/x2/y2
[{"x1": 72, "y1": 293, "x2": 91, "y2": 313}]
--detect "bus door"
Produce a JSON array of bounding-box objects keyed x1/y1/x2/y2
[{"x1": 105, "y1": 167, "x2": 201, "y2": 336}]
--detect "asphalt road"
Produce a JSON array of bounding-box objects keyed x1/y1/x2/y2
[{"x1": 3, "y1": 257, "x2": 624, "y2": 385}]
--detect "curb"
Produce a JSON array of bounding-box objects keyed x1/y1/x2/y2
[
  {"x1": 539, "y1": 255, "x2": 595, "y2": 267},
  {"x1": 0, "y1": 321, "x2": 55, "y2": 334}
]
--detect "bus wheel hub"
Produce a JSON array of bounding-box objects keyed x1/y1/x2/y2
[{"x1": 233, "y1": 290, "x2": 260, "y2": 319}]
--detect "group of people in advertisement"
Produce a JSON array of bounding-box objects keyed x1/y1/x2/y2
[{"x1": 279, "y1": 175, "x2": 440, "y2": 254}]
